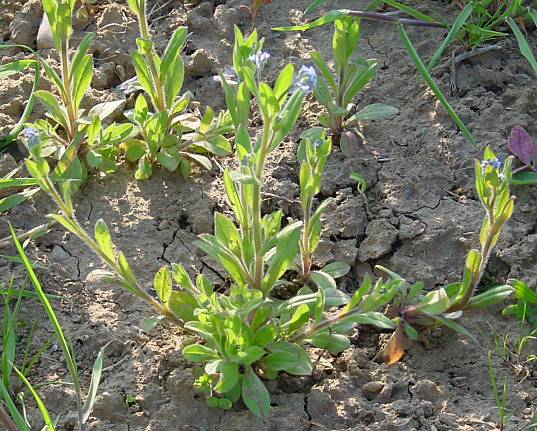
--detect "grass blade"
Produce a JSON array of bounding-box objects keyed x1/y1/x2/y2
[
  {"x1": 10, "y1": 224, "x2": 84, "y2": 425},
  {"x1": 382, "y1": 0, "x2": 439, "y2": 24},
  {"x1": 398, "y1": 24, "x2": 477, "y2": 147},
  {"x1": 428, "y1": 3, "x2": 474, "y2": 71},
  {"x1": 0, "y1": 178, "x2": 40, "y2": 189},
  {"x1": 0, "y1": 381, "x2": 30, "y2": 431},
  {"x1": 82, "y1": 342, "x2": 109, "y2": 422},
  {"x1": 506, "y1": 17, "x2": 537, "y2": 77},
  {"x1": 12, "y1": 367, "x2": 56, "y2": 431}
]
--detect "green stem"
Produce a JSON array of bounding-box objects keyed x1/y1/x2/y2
[
  {"x1": 60, "y1": 41, "x2": 77, "y2": 141},
  {"x1": 301, "y1": 196, "x2": 313, "y2": 278},
  {"x1": 453, "y1": 191, "x2": 498, "y2": 311},
  {"x1": 252, "y1": 123, "x2": 272, "y2": 293},
  {"x1": 136, "y1": 1, "x2": 166, "y2": 112}
]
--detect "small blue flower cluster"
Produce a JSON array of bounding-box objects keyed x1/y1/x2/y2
[
  {"x1": 481, "y1": 158, "x2": 504, "y2": 177},
  {"x1": 22, "y1": 127, "x2": 40, "y2": 148},
  {"x1": 249, "y1": 51, "x2": 270, "y2": 71},
  {"x1": 293, "y1": 66, "x2": 317, "y2": 94}
]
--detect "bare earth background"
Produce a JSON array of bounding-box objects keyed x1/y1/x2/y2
[{"x1": 1, "y1": 0, "x2": 537, "y2": 429}]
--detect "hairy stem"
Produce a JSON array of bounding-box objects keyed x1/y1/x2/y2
[
  {"x1": 252, "y1": 123, "x2": 272, "y2": 293},
  {"x1": 136, "y1": 0, "x2": 166, "y2": 112},
  {"x1": 60, "y1": 40, "x2": 77, "y2": 141},
  {"x1": 301, "y1": 195, "x2": 313, "y2": 278}
]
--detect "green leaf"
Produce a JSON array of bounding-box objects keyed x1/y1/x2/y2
[
  {"x1": 214, "y1": 361, "x2": 240, "y2": 394},
  {"x1": 345, "y1": 311, "x2": 395, "y2": 329},
  {"x1": 131, "y1": 51, "x2": 158, "y2": 106},
  {"x1": 0, "y1": 379, "x2": 30, "y2": 431},
  {"x1": 262, "y1": 341, "x2": 313, "y2": 375},
  {"x1": 35, "y1": 90, "x2": 68, "y2": 128},
  {"x1": 242, "y1": 366, "x2": 270, "y2": 417},
  {"x1": 183, "y1": 344, "x2": 220, "y2": 362},
  {"x1": 350, "y1": 103, "x2": 399, "y2": 121},
  {"x1": 507, "y1": 18, "x2": 537, "y2": 77},
  {"x1": 122, "y1": 139, "x2": 147, "y2": 162},
  {"x1": 82, "y1": 342, "x2": 108, "y2": 422},
  {"x1": 135, "y1": 154, "x2": 153, "y2": 180},
  {"x1": 160, "y1": 27, "x2": 187, "y2": 85},
  {"x1": 168, "y1": 291, "x2": 198, "y2": 322},
  {"x1": 263, "y1": 222, "x2": 301, "y2": 293},
  {"x1": 164, "y1": 55, "x2": 185, "y2": 108},
  {"x1": 157, "y1": 149, "x2": 181, "y2": 171},
  {"x1": 321, "y1": 261, "x2": 350, "y2": 278},
  {"x1": 13, "y1": 367, "x2": 56, "y2": 430},
  {"x1": 94, "y1": 219, "x2": 115, "y2": 262},
  {"x1": 404, "y1": 324, "x2": 419, "y2": 341},
  {"x1": 323, "y1": 288, "x2": 350, "y2": 307},
  {"x1": 308, "y1": 332, "x2": 350, "y2": 353},
  {"x1": 310, "y1": 270, "x2": 336, "y2": 291},
  {"x1": 287, "y1": 304, "x2": 311, "y2": 335},
  {"x1": 274, "y1": 64, "x2": 294, "y2": 100},
  {"x1": 416, "y1": 288, "x2": 451, "y2": 315},
  {"x1": 154, "y1": 266, "x2": 172, "y2": 303},
  {"x1": 407, "y1": 281, "x2": 426, "y2": 302},
  {"x1": 512, "y1": 171, "x2": 537, "y2": 185},
  {"x1": 0, "y1": 59, "x2": 37, "y2": 78},
  {"x1": 253, "y1": 324, "x2": 277, "y2": 347},
  {"x1": 455, "y1": 249, "x2": 482, "y2": 305},
  {"x1": 236, "y1": 346, "x2": 266, "y2": 365},
  {"x1": 432, "y1": 314, "x2": 477, "y2": 343},
  {"x1": 310, "y1": 51, "x2": 336, "y2": 91},
  {"x1": 11, "y1": 225, "x2": 80, "y2": 427},
  {"x1": 0, "y1": 188, "x2": 39, "y2": 212},
  {"x1": 71, "y1": 54, "x2": 93, "y2": 111},
  {"x1": 214, "y1": 213, "x2": 240, "y2": 247},
  {"x1": 342, "y1": 61, "x2": 377, "y2": 107},
  {"x1": 511, "y1": 279, "x2": 537, "y2": 304},
  {"x1": 467, "y1": 285, "x2": 513, "y2": 309},
  {"x1": 186, "y1": 153, "x2": 212, "y2": 171},
  {"x1": 427, "y1": 2, "x2": 473, "y2": 71},
  {"x1": 89, "y1": 99, "x2": 125, "y2": 121}
]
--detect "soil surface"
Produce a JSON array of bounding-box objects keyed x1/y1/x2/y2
[{"x1": 1, "y1": 0, "x2": 537, "y2": 430}]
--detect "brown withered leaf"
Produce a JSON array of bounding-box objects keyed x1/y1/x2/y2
[{"x1": 382, "y1": 325, "x2": 406, "y2": 365}]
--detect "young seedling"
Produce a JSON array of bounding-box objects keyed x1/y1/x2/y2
[
  {"x1": 378, "y1": 147, "x2": 515, "y2": 364},
  {"x1": 22, "y1": 27, "x2": 399, "y2": 416},
  {"x1": 4, "y1": 0, "x2": 133, "y2": 183},
  {"x1": 309, "y1": 16, "x2": 398, "y2": 145},
  {"x1": 297, "y1": 128, "x2": 333, "y2": 279},
  {"x1": 507, "y1": 126, "x2": 537, "y2": 185},
  {"x1": 124, "y1": 0, "x2": 232, "y2": 179}
]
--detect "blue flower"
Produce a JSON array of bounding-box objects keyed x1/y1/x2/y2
[
  {"x1": 293, "y1": 65, "x2": 317, "y2": 93},
  {"x1": 21, "y1": 127, "x2": 40, "y2": 148},
  {"x1": 249, "y1": 51, "x2": 270, "y2": 71},
  {"x1": 481, "y1": 158, "x2": 503, "y2": 175},
  {"x1": 214, "y1": 67, "x2": 238, "y2": 86}
]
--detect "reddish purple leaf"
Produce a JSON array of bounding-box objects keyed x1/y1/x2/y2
[{"x1": 508, "y1": 126, "x2": 537, "y2": 168}]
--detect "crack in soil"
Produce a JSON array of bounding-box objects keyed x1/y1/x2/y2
[
  {"x1": 303, "y1": 394, "x2": 313, "y2": 430},
  {"x1": 57, "y1": 243, "x2": 81, "y2": 280},
  {"x1": 160, "y1": 227, "x2": 181, "y2": 264}
]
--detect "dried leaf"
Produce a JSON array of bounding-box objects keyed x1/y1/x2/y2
[{"x1": 382, "y1": 325, "x2": 406, "y2": 365}]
